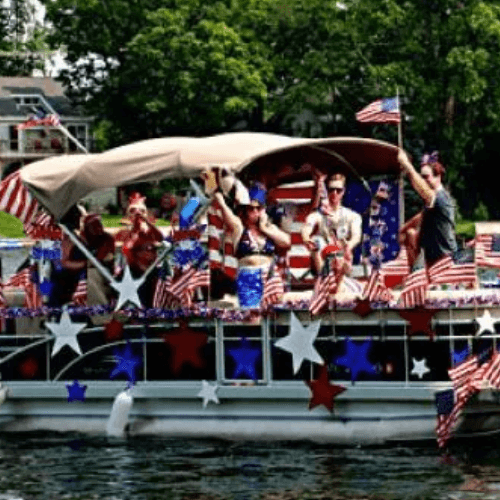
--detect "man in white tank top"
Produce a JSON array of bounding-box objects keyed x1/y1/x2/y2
[{"x1": 301, "y1": 172, "x2": 362, "y2": 276}]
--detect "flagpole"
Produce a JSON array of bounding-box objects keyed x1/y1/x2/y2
[
  {"x1": 397, "y1": 86, "x2": 403, "y2": 149},
  {"x1": 56, "y1": 124, "x2": 89, "y2": 154}
]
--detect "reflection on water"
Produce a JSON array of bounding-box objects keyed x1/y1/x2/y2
[{"x1": 2, "y1": 433, "x2": 500, "y2": 500}]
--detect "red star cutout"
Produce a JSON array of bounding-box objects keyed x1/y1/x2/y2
[
  {"x1": 399, "y1": 307, "x2": 438, "y2": 340},
  {"x1": 163, "y1": 323, "x2": 208, "y2": 374},
  {"x1": 305, "y1": 365, "x2": 347, "y2": 413},
  {"x1": 353, "y1": 297, "x2": 373, "y2": 318},
  {"x1": 104, "y1": 318, "x2": 124, "y2": 342}
]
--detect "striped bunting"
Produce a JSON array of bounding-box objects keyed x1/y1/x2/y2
[{"x1": 0, "y1": 171, "x2": 38, "y2": 224}]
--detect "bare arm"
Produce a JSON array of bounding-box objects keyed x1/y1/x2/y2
[
  {"x1": 301, "y1": 213, "x2": 319, "y2": 251},
  {"x1": 258, "y1": 212, "x2": 291, "y2": 249},
  {"x1": 398, "y1": 149, "x2": 435, "y2": 207},
  {"x1": 213, "y1": 192, "x2": 243, "y2": 238},
  {"x1": 345, "y1": 213, "x2": 362, "y2": 253}
]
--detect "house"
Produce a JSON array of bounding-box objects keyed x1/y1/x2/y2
[{"x1": 0, "y1": 76, "x2": 94, "y2": 177}]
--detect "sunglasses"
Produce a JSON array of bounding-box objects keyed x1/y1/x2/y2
[{"x1": 328, "y1": 187, "x2": 344, "y2": 193}]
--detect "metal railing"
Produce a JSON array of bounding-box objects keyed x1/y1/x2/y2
[{"x1": 0, "y1": 138, "x2": 98, "y2": 156}]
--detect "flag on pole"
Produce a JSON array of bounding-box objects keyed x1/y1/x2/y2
[
  {"x1": 475, "y1": 233, "x2": 500, "y2": 268},
  {"x1": 356, "y1": 97, "x2": 401, "y2": 124}
]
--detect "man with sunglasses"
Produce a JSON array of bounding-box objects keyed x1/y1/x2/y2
[{"x1": 302, "y1": 171, "x2": 362, "y2": 276}]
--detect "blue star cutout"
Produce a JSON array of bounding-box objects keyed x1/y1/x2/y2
[
  {"x1": 333, "y1": 337, "x2": 376, "y2": 382},
  {"x1": 66, "y1": 380, "x2": 87, "y2": 402},
  {"x1": 228, "y1": 338, "x2": 261, "y2": 380},
  {"x1": 452, "y1": 346, "x2": 470, "y2": 365},
  {"x1": 110, "y1": 342, "x2": 142, "y2": 385}
]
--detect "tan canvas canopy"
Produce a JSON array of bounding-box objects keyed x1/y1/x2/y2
[{"x1": 19, "y1": 132, "x2": 400, "y2": 219}]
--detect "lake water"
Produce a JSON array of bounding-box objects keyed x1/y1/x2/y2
[{"x1": 0, "y1": 433, "x2": 500, "y2": 500}]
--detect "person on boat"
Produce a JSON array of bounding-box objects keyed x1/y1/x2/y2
[
  {"x1": 301, "y1": 170, "x2": 362, "y2": 277},
  {"x1": 398, "y1": 149, "x2": 457, "y2": 268},
  {"x1": 114, "y1": 193, "x2": 164, "y2": 306},
  {"x1": 205, "y1": 172, "x2": 291, "y2": 305},
  {"x1": 79, "y1": 213, "x2": 116, "y2": 306},
  {"x1": 48, "y1": 205, "x2": 87, "y2": 307}
]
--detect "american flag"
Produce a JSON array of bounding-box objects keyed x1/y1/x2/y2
[
  {"x1": 261, "y1": 270, "x2": 285, "y2": 309},
  {"x1": 207, "y1": 200, "x2": 238, "y2": 280},
  {"x1": 153, "y1": 266, "x2": 209, "y2": 308},
  {"x1": 475, "y1": 233, "x2": 500, "y2": 268},
  {"x1": 448, "y1": 354, "x2": 478, "y2": 401},
  {"x1": 355, "y1": 97, "x2": 401, "y2": 124},
  {"x1": 17, "y1": 113, "x2": 61, "y2": 130},
  {"x1": 309, "y1": 272, "x2": 337, "y2": 315},
  {"x1": 363, "y1": 268, "x2": 393, "y2": 302},
  {"x1": 482, "y1": 350, "x2": 500, "y2": 388},
  {"x1": 0, "y1": 171, "x2": 39, "y2": 224},
  {"x1": 23, "y1": 211, "x2": 62, "y2": 240},
  {"x1": 3, "y1": 266, "x2": 43, "y2": 309},
  {"x1": 398, "y1": 267, "x2": 428, "y2": 308},
  {"x1": 435, "y1": 389, "x2": 463, "y2": 449},
  {"x1": 427, "y1": 255, "x2": 476, "y2": 287},
  {"x1": 379, "y1": 247, "x2": 410, "y2": 288},
  {"x1": 71, "y1": 275, "x2": 87, "y2": 306}
]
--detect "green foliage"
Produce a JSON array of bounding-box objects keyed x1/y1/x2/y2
[{"x1": 37, "y1": 0, "x2": 500, "y2": 219}]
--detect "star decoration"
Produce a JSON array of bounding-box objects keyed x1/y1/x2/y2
[
  {"x1": 274, "y1": 312, "x2": 324, "y2": 374},
  {"x1": 104, "y1": 318, "x2": 124, "y2": 342},
  {"x1": 399, "y1": 307, "x2": 437, "y2": 340},
  {"x1": 197, "y1": 380, "x2": 220, "y2": 408},
  {"x1": 228, "y1": 338, "x2": 261, "y2": 380},
  {"x1": 46, "y1": 308, "x2": 87, "y2": 357},
  {"x1": 453, "y1": 347, "x2": 470, "y2": 365},
  {"x1": 352, "y1": 297, "x2": 373, "y2": 318},
  {"x1": 111, "y1": 265, "x2": 144, "y2": 311},
  {"x1": 110, "y1": 342, "x2": 142, "y2": 384},
  {"x1": 305, "y1": 365, "x2": 346, "y2": 413},
  {"x1": 163, "y1": 325, "x2": 208, "y2": 374},
  {"x1": 333, "y1": 337, "x2": 377, "y2": 382},
  {"x1": 475, "y1": 309, "x2": 497, "y2": 337},
  {"x1": 66, "y1": 380, "x2": 87, "y2": 402},
  {"x1": 411, "y1": 358, "x2": 430, "y2": 379}
]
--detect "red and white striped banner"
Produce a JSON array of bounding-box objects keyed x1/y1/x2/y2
[
  {"x1": 398, "y1": 267, "x2": 428, "y2": 309},
  {"x1": 3, "y1": 266, "x2": 43, "y2": 309},
  {"x1": 427, "y1": 255, "x2": 476, "y2": 287},
  {"x1": 363, "y1": 268, "x2": 393, "y2": 302},
  {"x1": 309, "y1": 273, "x2": 337, "y2": 315},
  {"x1": 207, "y1": 200, "x2": 238, "y2": 280},
  {"x1": 0, "y1": 171, "x2": 39, "y2": 224}
]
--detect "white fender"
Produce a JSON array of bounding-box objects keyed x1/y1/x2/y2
[
  {"x1": 0, "y1": 383, "x2": 9, "y2": 406},
  {"x1": 106, "y1": 388, "x2": 133, "y2": 437}
]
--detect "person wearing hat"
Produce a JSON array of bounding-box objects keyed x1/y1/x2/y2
[
  {"x1": 210, "y1": 180, "x2": 291, "y2": 269},
  {"x1": 398, "y1": 150, "x2": 457, "y2": 269},
  {"x1": 302, "y1": 171, "x2": 362, "y2": 277}
]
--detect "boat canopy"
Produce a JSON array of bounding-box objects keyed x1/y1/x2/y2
[{"x1": 19, "y1": 132, "x2": 400, "y2": 219}]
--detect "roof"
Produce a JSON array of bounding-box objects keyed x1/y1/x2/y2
[
  {"x1": 0, "y1": 76, "x2": 85, "y2": 118},
  {"x1": 19, "y1": 132, "x2": 401, "y2": 220}
]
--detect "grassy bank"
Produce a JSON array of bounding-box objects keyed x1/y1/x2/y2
[{"x1": 0, "y1": 212, "x2": 170, "y2": 238}]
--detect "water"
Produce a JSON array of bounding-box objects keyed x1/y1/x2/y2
[{"x1": 0, "y1": 434, "x2": 499, "y2": 500}]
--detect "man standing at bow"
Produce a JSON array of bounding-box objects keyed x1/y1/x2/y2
[{"x1": 398, "y1": 150, "x2": 457, "y2": 268}]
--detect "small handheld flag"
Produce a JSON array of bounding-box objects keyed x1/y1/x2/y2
[{"x1": 356, "y1": 97, "x2": 400, "y2": 124}]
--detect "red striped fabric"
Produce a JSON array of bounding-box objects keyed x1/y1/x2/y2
[
  {"x1": 0, "y1": 171, "x2": 39, "y2": 224},
  {"x1": 398, "y1": 267, "x2": 428, "y2": 309},
  {"x1": 483, "y1": 351, "x2": 500, "y2": 388},
  {"x1": 71, "y1": 278, "x2": 87, "y2": 306},
  {"x1": 309, "y1": 273, "x2": 337, "y2": 315},
  {"x1": 475, "y1": 234, "x2": 500, "y2": 268},
  {"x1": 153, "y1": 267, "x2": 209, "y2": 308},
  {"x1": 207, "y1": 200, "x2": 238, "y2": 280},
  {"x1": 23, "y1": 211, "x2": 62, "y2": 240},
  {"x1": 436, "y1": 399, "x2": 465, "y2": 449},
  {"x1": 3, "y1": 266, "x2": 43, "y2": 308},
  {"x1": 428, "y1": 255, "x2": 476, "y2": 287},
  {"x1": 363, "y1": 268, "x2": 393, "y2": 302},
  {"x1": 379, "y1": 247, "x2": 410, "y2": 288},
  {"x1": 261, "y1": 271, "x2": 285, "y2": 309}
]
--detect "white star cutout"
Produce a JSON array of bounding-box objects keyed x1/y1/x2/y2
[
  {"x1": 411, "y1": 358, "x2": 430, "y2": 379},
  {"x1": 274, "y1": 312, "x2": 324, "y2": 374},
  {"x1": 197, "y1": 380, "x2": 219, "y2": 408},
  {"x1": 46, "y1": 308, "x2": 87, "y2": 357},
  {"x1": 475, "y1": 309, "x2": 497, "y2": 337},
  {"x1": 111, "y1": 265, "x2": 145, "y2": 311}
]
